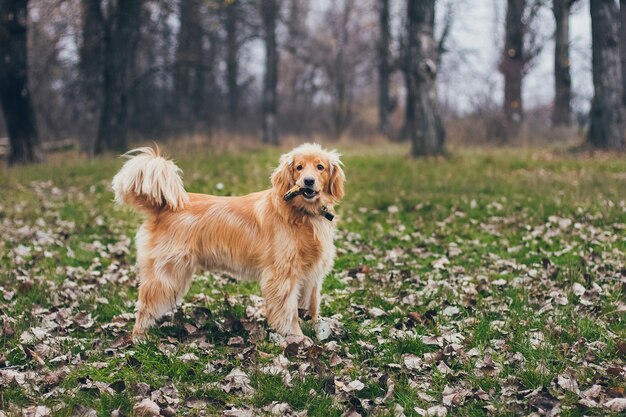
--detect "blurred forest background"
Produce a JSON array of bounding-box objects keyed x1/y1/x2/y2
[{"x1": 0, "y1": 0, "x2": 625, "y2": 165}]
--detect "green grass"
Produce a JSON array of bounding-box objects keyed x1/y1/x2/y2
[{"x1": 0, "y1": 144, "x2": 625, "y2": 416}]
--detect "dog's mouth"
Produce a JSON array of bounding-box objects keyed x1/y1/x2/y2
[{"x1": 301, "y1": 188, "x2": 319, "y2": 200}]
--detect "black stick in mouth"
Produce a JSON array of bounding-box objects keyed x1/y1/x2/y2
[
  {"x1": 283, "y1": 185, "x2": 318, "y2": 201},
  {"x1": 283, "y1": 185, "x2": 303, "y2": 201}
]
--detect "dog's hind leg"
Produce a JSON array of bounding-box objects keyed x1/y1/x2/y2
[
  {"x1": 261, "y1": 270, "x2": 303, "y2": 337},
  {"x1": 132, "y1": 257, "x2": 194, "y2": 340}
]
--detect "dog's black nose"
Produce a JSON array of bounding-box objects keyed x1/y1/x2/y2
[{"x1": 304, "y1": 177, "x2": 315, "y2": 187}]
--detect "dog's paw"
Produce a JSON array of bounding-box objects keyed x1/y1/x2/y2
[
  {"x1": 131, "y1": 328, "x2": 148, "y2": 344},
  {"x1": 285, "y1": 333, "x2": 314, "y2": 348}
]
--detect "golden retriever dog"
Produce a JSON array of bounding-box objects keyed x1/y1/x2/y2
[{"x1": 111, "y1": 143, "x2": 345, "y2": 340}]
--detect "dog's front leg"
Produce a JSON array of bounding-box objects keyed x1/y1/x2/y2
[
  {"x1": 297, "y1": 280, "x2": 320, "y2": 322},
  {"x1": 307, "y1": 284, "x2": 320, "y2": 322},
  {"x1": 261, "y1": 270, "x2": 303, "y2": 337}
]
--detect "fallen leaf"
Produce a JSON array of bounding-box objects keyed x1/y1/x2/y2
[
  {"x1": 223, "y1": 407, "x2": 254, "y2": 417},
  {"x1": 557, "y1": 371, "x2": 579, "y2": 394},
  {"x1": 228, "y1": 336, "x2": 244, "y2": 346},
  {"x1": 178, "y1": 353, "x2": 198, "y2": 363},
  {"x1": 432, "y1": 257, "x2": 450, "y2": 270},
  {"x1": 442, "y1": 384, "x2": 469, "y2": 406},
  {"x1": 340, "y1": 379, "x2": 365, "y2": 393},
  {"x1": 426, "y1": 405, "x2": 447, "y2": 416},
  {"x1": 315, "y1": 318, "x2": 332, "y2": 340},
  {"x1": 22, "y1": 406, "x2": 52, "y2": 417},
  {"x1": 604, "y1": 398, "x2": 626, "y2": 412},
  {"x1": 223, "y1": 368, "x2": 253, "y2": 394},
  {"x1": 133, "y1": 399, "x2": 160, "y2": 417},
  {"x1": 403, "y1": 354, "x2": 421, "y2": 370},
  {"x1": 442, "y1": 306, "x2": 460, "y2": 316},
  {"x1": 73, "y1": 312, "x2": 94, "y2": 329},
  {"x1": 581, "y1": 384, "x2": 602, "y2": 399}
]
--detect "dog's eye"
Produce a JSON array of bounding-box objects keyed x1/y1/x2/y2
[
  {"x1": 317, "y1": 164, "x2": 324, "y2": 171},
  {"x1": 296, "y1": 165, "x2": 303, "y2": 171}
]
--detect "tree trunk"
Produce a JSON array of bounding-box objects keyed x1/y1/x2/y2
[
  {"x1": 619, "y1": 0, "x2": 626, "y2": 106},
  {"x1": 0, "y1": 0, "x2": 42, "y2": 165},
  {"x1": 552, "y1": 0, "x2": 571, "y2": 126},
  {"x1": 588, "y1": 0, "x2": 624, "y2": 150},
  {"x1": 79, "y1": 0, "x2": 104, "y2": 153},
  {"x1": 261, "y1": 0, "x2": 279, "y2": 145},
  {"x1": 405, "y1": 0, "x2": 445, "y2": 157},
  {"x1": 329, "y1": 0, "x2": 354, "y2": 138},
  {"x1": 93, "y1": 0, "x2": 142, "y2": 154},
  {"x1": 225, "y1": 0, "x2": 239, "y2": 125},
  {"x1": 175, "y1": 0, "x2": 203, "y2": 133},
  {"x1": 378, "y1": 0, "x2": 391, "y2": 136},
  {"x1": 502, "y1": 0, "x2": 525, "y2": 137}
]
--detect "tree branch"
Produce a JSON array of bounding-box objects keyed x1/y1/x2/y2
[{"x1": 436, "y1": 0, "x2": 454, "y2": 66}]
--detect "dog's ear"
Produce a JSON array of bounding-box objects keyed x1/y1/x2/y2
[
  {"x1": 271, "y1": 153, "x2": 293, "y2": 196},
  {"x1": 328, "y1": 158, "x2": 345, "y2": 202}
]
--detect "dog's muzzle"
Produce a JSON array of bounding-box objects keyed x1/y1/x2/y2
[{"x1": 301, "y1": 188, "x2": 318, "y2": 200}]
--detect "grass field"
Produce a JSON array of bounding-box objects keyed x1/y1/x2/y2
[{"x1": 1, "y1": 144, "x2": 625, "y2": 416}]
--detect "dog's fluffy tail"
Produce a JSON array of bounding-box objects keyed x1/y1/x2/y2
[{"x1": 112, "y1": 147, "x2": 189, "y2": 213}]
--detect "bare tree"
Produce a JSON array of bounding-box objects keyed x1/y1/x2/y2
[
  {"x1": 552, "y1": 0, "x2": 576, "y2": 126},
  {"x1": 95, "y1": 0, "x2": 142, "y2": 154},
  {"x1": 620, "y1": 0, "x2": 626, "y2": 107},
  {"x1": 79, "y1": 0, "x2": 104, "y2": 151},
  {"x1": 225, "y1": 0, "x2": 240, "y2": 125},
  {"x1": 436, "y1": 0, "x2": 454, "y2": 66},
  {"x1": 502, "y1": 0, "x2": 525, "y2": 135},
  {"x1": 80, "y1": 0, "x2": 142, "y2": 154},
  {"x1": 280, "y1": 0, "x2": 320, "y2": 134},
  {"x1": 378, "y1": 0, "x2": 391, "y2": 136},
  {"x1": 128, "y1": 1, "x2": 221, "y2": 137},
  {"x1": 311, "y1": 0, "x2": 374, "y2": 138},
  {"x1": 175, "y1": 0, "x2": 204, "y2": 132},
  {"x1": 28, "y1": 0, "x2": 81, "y2": 143},
  {"x1": 588, "y1": 0, "x2": 624, "y2": 149},
  {"x1": 326, "y1": 0, "x2": 354, "y2": 137},
  {"x1": 500, "y1": 0, "x2": 543, "y2": 137},
  {"x1": 261, "y1": 0, "x2": 279, "y2": 145},
  {"x1": 0, "y1": 0, "x2": 42, "y2": 164},
  {"x1": 404, "y1": 0, "x2": 444, "y2": 156}
]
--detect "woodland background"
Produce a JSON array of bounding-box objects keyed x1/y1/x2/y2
[{"x1": 1, "y1": 0, "x2": 626, "y2": 165}]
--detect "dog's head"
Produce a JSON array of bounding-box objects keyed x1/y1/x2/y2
[{"x1": 271, "y1": 143, "x2": 345, "y2": 211}]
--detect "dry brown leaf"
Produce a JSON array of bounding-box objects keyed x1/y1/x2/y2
[{"x1": 133, "y1": 399, "x2": 160, "y2": 417}]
